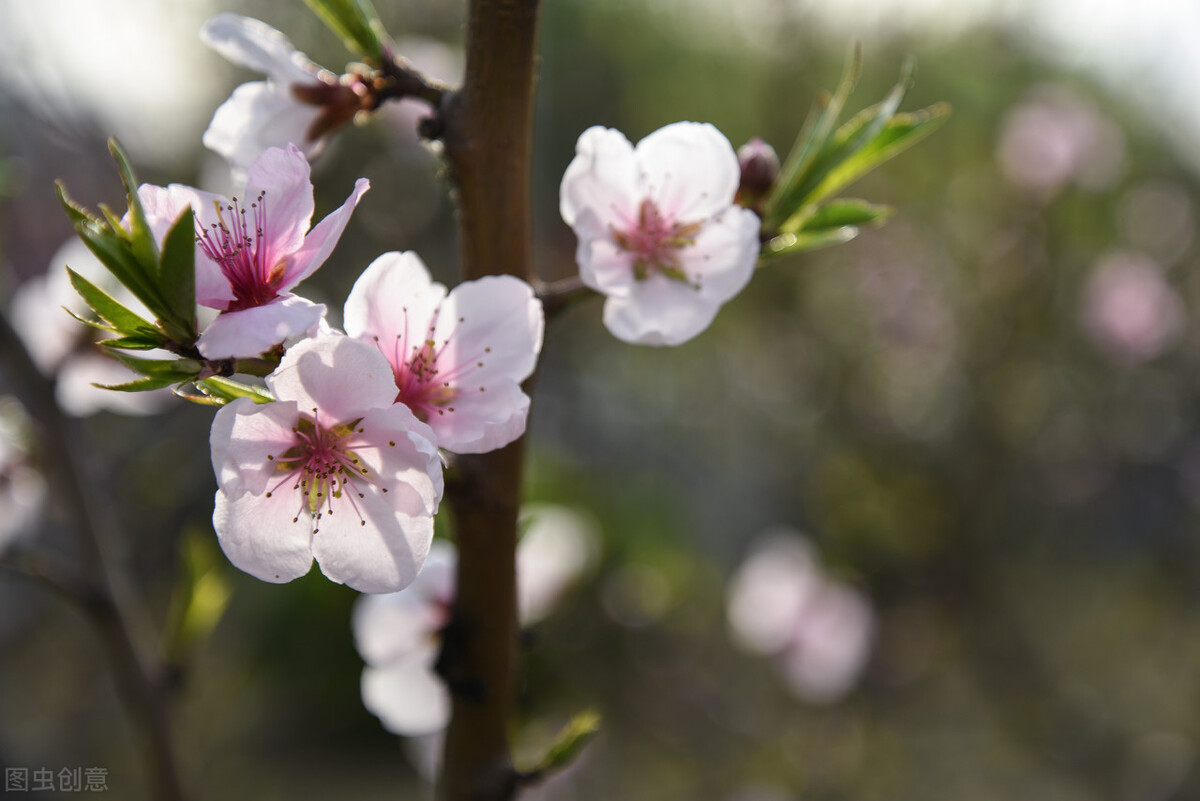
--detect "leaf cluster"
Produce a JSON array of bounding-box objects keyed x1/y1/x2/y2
[{"x1": 760, "y1": 47, "x2": 951, "y2": 258}]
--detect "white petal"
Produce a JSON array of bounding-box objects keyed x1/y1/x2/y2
[
  {"x1": 266, "y1": 335, "x2": 400, "y2": 422},
  {"x1": 352, "y1": 540, "x2": 456, "y2": 665},
  {"x1": 344, "y1": 251, "x2": 445, "y2": 345},
  {"x1": 213, "y1": 489, "x2": 314, "y2": 584},
  {"x1": 683, "y1": 206, "x2": 760, "y2": 304},
  {"x1": 575, "y1": 226, "x2": 636, "y2": 298},
  {"x1": 727, "y1": 536, "x2": 821, "y2": 657},
  {"x1": 197, "y1": 295, "x2": 326, "y2": 359},
  {"x1": 427, "y1": 381, "x2": 530, "y2": 455},
  {"x1": 200, "y1": 13, "x2": 322, "y2": 86},
  {"x1": 635, "y1": 121, "x2": 741, "y2": 220},
  {"x1": 517, "y1": 505, "x2": 598, "y2": 624},
  {"x1": 559, "y1": 126, "x2": 639, "y2": 228},
  {"x1": 351, "y1": 405, "x2": 444, "y2": 517},
  {"x1": 311, "y1": 493, "x2": 433, "y2": 594},
  {"x1": 202, "y1": 82, "x2": 324, "y2": 177},
  {"x1": 361, "y1": 656, "x2": 451, "y2": 736},
  {"x1": 209, "y1": 397, "x2": 300, "y2": 497},
  {"x1": 601, "y1": 277, "x2": 723, "y2": 346}
]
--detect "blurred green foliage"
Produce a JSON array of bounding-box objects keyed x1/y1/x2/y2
[{"x1": 1, "y1": 1, "x2": 1200, "y2": 800}]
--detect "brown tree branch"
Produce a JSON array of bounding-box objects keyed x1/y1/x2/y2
[{"x1": 435, "y1": 1, "x2": 541, "y2": 799}]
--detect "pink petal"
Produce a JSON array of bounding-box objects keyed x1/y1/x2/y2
[
  {"x1": 427, "y1": 381, "x2": 530, "y2": 455},
  {"x1": 200, "y1": 13, "x2": 322, "y2": 86},
  {"x1": 197, "y1": 295, "x2": 326, "y2": 359},
  {"x1": 278, "y1": 177, "x2": 370, "y2": 290},
  {"x1": 139, "y1": 183, "x2": 238, "y2": 308},
  {"x1": 351, "y1": 405, "x2": 444, "y2": 517},
  {"x1": 683, "y1": 205, "x2": 760, "y2": 303},
  {"x1": 361, "y1": 657, "x2": 450, "y2": 736},
  {"x1": 574, "y1": 225, "x2": 636, "y2": 298},
  {"x1": 244, "y1": 144, "x2": 317, "y2": 267},
  {"x1": 343, "y1": 251, "x2": 446, "y2": 350},
  {"x1": 266, "y1": 335, "x2": 402, "y2": 422},
  {"x1": 209, "y1": 397, "x2": 300, "y2": 497},
  {"x1": 203, "y1": 82, "x2": 325, "y2": 177},
  {"x1": 636, "y1": 121, "x2": 741, "y2": 220},
  {"x1": 213, "y1": 489, "x2": 315, "y2": 584},
  {"x1": 602, "y1": 277, "x2": 723, "y2": 346},
  {"x1": 311, "y1": 495, "x2": 434, "y2": 593},
  {"x1": 559, "y1": 126, "x2": 639, "y2": 228}
]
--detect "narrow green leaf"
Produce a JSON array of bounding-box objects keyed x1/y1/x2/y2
[
  {"x1": 95, "y1": 374, "x2": 188, "y2": 393},
  {"x1": 804, "y1": 102, "x2": 951, "y2": 208},
  {"x1": 107, "y1": 351, "x2": 201, "y2": 380},
  {"x1": 66, "y1": 267, "x2": 158, "y2": 336},
  {"x1": 783, "y1": 199, "x2": 893, "y2": 235},
  {"x1": 302, "y1": 0, "x2": 386, "y2": 59},
  {"x1": 761, "y1": 226, "x2": 861, "y2": 259},
  {"x1": 56, "y1": 182, "x2": 100, "y2": 227},
  {"x1": 766, "y1": 44, "x2": 862, "y2": 230},
  {"x1": 62, "y1": 307, "x2": 118, "y2": 335},
  {"x1": 96, "y1": 333, "x2": 169, "y2": 351},
  {"x1": 158, "y1": 207, "x2": 198, "y2": 336},
  {"x1": 108, "y1": 137, "x2": 159, "y2": 274},
  {"x1": 188, "y1": 377, "x2": 275, "y2": 406},
  {"x1": 521, "y1": 710, "x2": 601, "y2": 784},
  {"x1": 73, "y1": 223, "x2": 166, "y2": 319}
]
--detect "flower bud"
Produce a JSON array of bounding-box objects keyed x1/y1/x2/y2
[{"x1": 735, "y1": 137, "x2": 780, "y2": 213}]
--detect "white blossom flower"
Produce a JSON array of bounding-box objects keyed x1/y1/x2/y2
[
  {"x1": 559, "y1": 121, "x2": 761, "y2": 346},
  {"x1": 344, "y1": 251, "x2": 544, "y2": 454},
  {"x1": 201, "y1": 13, "x2": 350, "y2": 176},
  {"x1": 209, "y1": 334, "x2": 442, "y2": 593},
  {"x1": 10, "y1": 239, "x2": 173, "y2": 416},
  {"x1": 139, "y1": 145, "x2": 368, "y2": 359},
  {"x1": 353, "y1": 505, "x2": 596, "y2": 736},
  {"x1": 727, "y1": 532, "x2": 874, "y2": 705},
  {"x1": 1081, "y1": 251, "x2": 1184, "y2": 364}
]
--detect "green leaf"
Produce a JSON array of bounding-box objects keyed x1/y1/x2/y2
[
  {"x1": 803, "y1": 102, "x2": 951, "y2": 209},
  {"x1": 108, "y1": 351, "x2": 201, "y2": 379},
  {"x1": 185, "y1": 377, "x2": 275, "y2": 407},
  {"x1": 55, "y1": 182, "x2": 100, "y2": 227},
  {"x1": 787, "y1": 199, "x2": 893, "y2": 235},
  {"x1": 95, "y1": 374, "x2": 190, "y2": 393},
  {"x1": 66, "y1": 267, "x2": 158, "y2": 336},
  {"x1": 96, "y1": 333, "x2": 169, "y2": 351},
  {"x1": 108, "y1": 138, "x2": 159, "y2": 275},
  {"x1": 766, "y1": 44, "x2": 862, "y2": 230},
  {"x1": 520, "y1": 710, "x2": 601, "y2": 784},
  {"x1": 158, "y1": 207, "x2": 198, "y2": 336},
  {"x1": 761, "y1": 226, "x2": 861, "y2": 259},
  {"x1": 73, "y1": 223, "x2": 166, "y2": 320},
  {"x1": 303, "y1": 0, "x2": 387, "y2": 59}
]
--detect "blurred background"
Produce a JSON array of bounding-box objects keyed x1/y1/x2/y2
[{"x1": 2, "y1": 0, "x2": 1200, "y2": 799}]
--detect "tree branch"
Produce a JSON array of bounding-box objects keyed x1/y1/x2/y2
[{"x1": 436, "y1": 1, "x2": 541, "y2": 799}]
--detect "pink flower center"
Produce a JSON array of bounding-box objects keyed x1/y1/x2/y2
[
  {"x1": 373, "y1": 309, "x2": 493, "y2": 424},
  {"x1": 264, "y1": 411, "x2": 389, "y2": 532},
  {"x1": 196, "y1": 191, "x2": 286, "y2": 311},
  {"x1": 612, "y1": 198, "x2": 704, "y2": 284}
]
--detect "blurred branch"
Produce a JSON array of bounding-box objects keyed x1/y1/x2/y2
[
  {"x1": 534, "y1": 274, "x2": 591, "y2": 318},
  {"x1": 436, "y1": 0, "x2": 541, "y2": 799},
  {"x1": 0, "y1": 309, "x2": 186, "y2": 801}
]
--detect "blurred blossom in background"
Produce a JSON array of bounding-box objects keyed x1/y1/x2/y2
[{"x1": 3, "y1": 1, "x2": 1200, "y2": 800}]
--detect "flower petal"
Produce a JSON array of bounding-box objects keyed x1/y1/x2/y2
[
  {"x1": 635, "y1": 121, "x2": 741, "y2": 220},
  {"x1": 244, "y1": 144, "x2": 317, "y2": 267},
  {"x1": 574, "y1": 224, "x2": 636, "y2": 298},
  {"x1": 203, "y1": 82, "x2": 325, "y2": 178},
  {"x1": 361, "y1": 656, "x2": 451, "y2": 736},
  {"x1": 277, "y1": 177, "x2": 370, "y2": 289},
  {"x1": 311, "y1": 492, "x2": 433, "y2": 594},
  {"x1": 197, "y1": 295, "x2": 326, "y2": 359},
  {"x1": 352, "y1": 540, "x2": 455, "y2": 665},
  {"x1": 559, "y1": 126, "x2": 639, "y2": 228},
  {"x1": 685, "y1": 206, "x2": 760, "y2": 304},
  {"x1": 213, "y1": 488, "x2": 315, "y2": 584},
  {"x1": 200, "y1": 13, "x2": 321, "y2": 86},
  {"x1": 209, "y1": 396, "x2": 300, "y2": 497},
  {"x1": 343, "y1": 251, "x2": 446, "y2": 349},
  {"x1": 601, "y1": 277, "x2": 723, "y2": 346},
  {"x1": 266, "y1": 335, "x2": 402, "y2": 422},
  {"x1": 351, "y1": 404, "x2": 444, "y2": 517}
]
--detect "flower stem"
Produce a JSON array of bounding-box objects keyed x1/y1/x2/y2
[
  {"x1": 436, "y1": 1, "x2": 541, "y2": 799},
  {"x1": 0, "y1": 309, "x2": 186, "y2": 801}
]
